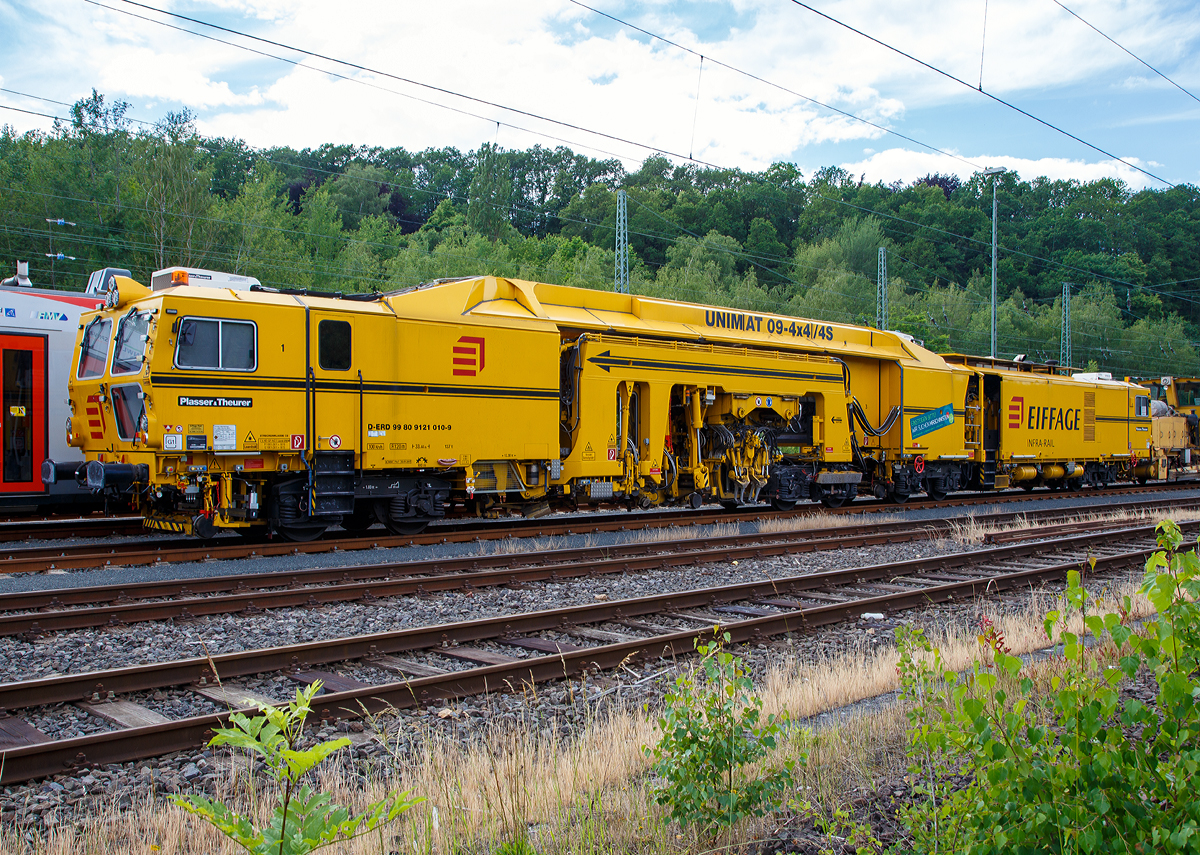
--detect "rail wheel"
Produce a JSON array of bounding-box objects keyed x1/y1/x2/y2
[
  {"x1": 888, "y1": 490, "x2": 910, "y2": 505},
  {"x1": 235, "y1": 526, "x2": 271, "y2": 543},
  {"x1": 816, "y1": 484, "x2": 851, "y2": 509},
  {"x1": 384, "y1": 519, "x2": 430, "y2": 536},
  {"x1": 771, "y1": 498, "x2": 797, "y2": 511},
  {"x1": 339, "y1": 508, "x2": 376, "y2": 532},
  {"x1": 926, "y1": 486, "x2": 948, "y2": 502},
  {"x1": 276, "y1": 523, "x2": 328, "y2": 542}
]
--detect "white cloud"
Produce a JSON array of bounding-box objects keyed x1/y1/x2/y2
[
  {"x1": 0, "y1": 0, "x2": 1196, "y2": 186},
  {"x1": 838, "y1": 147, "x2": 1163, "y2": 190}
]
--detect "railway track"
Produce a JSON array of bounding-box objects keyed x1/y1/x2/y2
[
  {"x1": 0, "y1": 515, "x2": 143, "y2": 544},
  {"x1": 0, "y1": 496, "x2": 1194, "y2": 635},
  {"x1": 1, "y1": 482, "x2": 1194, "y2": 573},
  {"x1": 0, "y1": 517, "x2": 1187, "y2": 785}
]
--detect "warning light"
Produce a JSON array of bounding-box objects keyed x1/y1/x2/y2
[{"x1": 171, "y1": 270, "x2": 189, "y2": 285}]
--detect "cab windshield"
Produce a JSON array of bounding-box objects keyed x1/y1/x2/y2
[
  {"x1": 1176, "y1": 382, "x2": 1200, "y2": 408},
  {"x1": 111, "y1": 310, "x2": 151, "y2": 376},
  {"x1": 77, "y1": 317, "x2": 112, "y2": 379}
]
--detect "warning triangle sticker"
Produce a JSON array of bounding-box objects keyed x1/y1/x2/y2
[
  {"x1": 584, "y1": 442, "x2": 594, "y2": 452},
  {"x1": 245, "y1": 430, "x2": 256, "y2": 443}
]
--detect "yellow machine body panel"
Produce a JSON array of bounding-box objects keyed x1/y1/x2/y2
[
  {"x1": 898, "y1": 364, "x2": 973, "y2": 459},
  {"x1": 989, "y1": 372, "x2": 1148, "y2": 485}
]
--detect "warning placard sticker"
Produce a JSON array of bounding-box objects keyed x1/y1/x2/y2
[
  {"x1": 213, "y1": 424, "x2": 237, "y2": 451},
  {"x1": 582, "y1": 441, "x2": 595, "y2": 462}
]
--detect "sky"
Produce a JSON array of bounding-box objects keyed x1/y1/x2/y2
[{"x1": 1, "y1": 0, "x2": 1199, "y2": 190}]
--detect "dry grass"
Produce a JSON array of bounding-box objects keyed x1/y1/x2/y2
[
  {"x1": 946, "y1": 505, "x2": 1200, "y2": 546},
  {"x1": 472, "y1": 501, "x2": 1193, "y2": 560},
  {"x1": 755, "y1": 512, "x2": 903, "y2": 535},
  {"x1": 1, "y1": 564, "x2": 1163, "y2": 855}
]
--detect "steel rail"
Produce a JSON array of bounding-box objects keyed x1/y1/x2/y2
[
  {"x1": 0, "y1": 483, "x2": 1192, "y2": 572},
  {"x1": 0, "y1": 520, "x2": 1182, "y2": 713},
  {"x1": 0, "y1": 527, "x2": 1173, "y2": 785},
  {"x1": 0, "y1": 516, "x2": 143, "y2": 543},
  {"x1": 1, "y1": 503, "x2": 1190, "y2": 636},
  {"x1": 3, "y1": 495, "x2": 1179, "y2": 612}
]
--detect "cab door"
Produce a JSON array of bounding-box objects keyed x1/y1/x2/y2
[
  {"x1": 306, "y1": 311, "x2": 357, "y2": 518},
  {"x1": 309, "y1": 312, "x2": 357, "y2": 456},
  {"x1": 0, "y1": 334, "x2": 46, "y2": 493}
]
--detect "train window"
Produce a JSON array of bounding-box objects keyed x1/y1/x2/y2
[
  {"x1": 222, "y1": 322, "x2": 256, "y2": 370},
  {"x1": 176, "y1": 319, "x2": 219, "y2": 368},
  {"x1": 110, "y1": 310, "x2": 151, "y2": 376},
  {"x1": 110, "y1": 384, "x2": 143, "y2": 441},
  {"x1": 1135, "y1": 395, "x2": 1150, "y2": 417},
  {"x1": 175, "y1": 318, "x2": 256, "y2": 371},
  {"x1": 1178, "y1": 382, "x2": 1200, "y2": 406},
  {"x1": 318, "y1": 320, "x2": 351, "y2": 371},
  {"x1": 77, "y1": 317, "x2": 112, "y2": 379}
]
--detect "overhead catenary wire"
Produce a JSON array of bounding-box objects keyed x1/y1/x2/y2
[
  {"x1": 784, "y1": 0, "x2": 1175, "y2": 188},
  {"x1": 4, "y1": 0, "x2": 1181, "y2": 305},
  {"x1": 93, "y1": 0, "x2": 712, "y2": 170},
  {"x1": 1, "y1": 81, "x2": 1194, "y2": 369},
  {"x1": 565, "y1": 0, "x2": 984, "y2": 172},
  {"x1": 0, "y1": 92, "x2": 1186, "y2": 318},
  {"x1": 1050, "y1": 0, "x2": 1200, "y2": 105}
]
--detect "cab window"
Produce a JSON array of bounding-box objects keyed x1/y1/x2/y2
[
  {"x1": 318, "y1": 319, "x2": 351, "y2": 371},
  {"x1": 77, "y1": 317, "x2": 112, "y2": 379},
  {"x1": 175, "y1": 318, "x2": 256, "y2": 371},
  {"x1": 1135, "y1": 395, "x2": 1150, "y2": 417},
  {"x1": 1177, "y1": 382, "x2": 1200, "y2": 407},
  {"x1": 110, "y1": 310, "x2": 151, "y2": 375},
  {"x1": 111, "y1": 383, "x2": 144, "y2": 441}
]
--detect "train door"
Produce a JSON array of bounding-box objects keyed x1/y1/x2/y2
[
  {"x1": 0, "y1": 334, "x2": 46, "y2": 495},
  {"x1": 306, "y1": 311, "x2": 356, "y2": 522},
  {"x1": 1132, "y1": 390, "x2": 1151, "y2": 458},
  {"x1": 981, "y1": 374, "x2": 1001, "y2": 488}
]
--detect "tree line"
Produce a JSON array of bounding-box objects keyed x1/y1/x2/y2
[{"x1": 1, "y1": 90, "x2": 1198, "y2": 377}]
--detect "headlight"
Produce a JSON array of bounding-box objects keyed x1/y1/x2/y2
[{"x1": 65, "y1": 416, "x2": 73, "y2": 445}]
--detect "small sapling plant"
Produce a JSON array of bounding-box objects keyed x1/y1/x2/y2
[
  {"x1": 645, "y1": 632, "x2": 797, "y2": 833},
  {"x1": 173, "y1": 681, "x2": 422, "y2": 855}
]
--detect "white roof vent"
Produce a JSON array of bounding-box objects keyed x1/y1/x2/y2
[
  {"x1": 1072, "y1": 371, "x2": 1114, "y2": 382},
  {"x1": 151, "y1": 267, "x2": 261, "y2": 292}
]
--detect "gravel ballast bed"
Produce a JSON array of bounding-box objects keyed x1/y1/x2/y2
[{"x1": 0, "y1": 504, "x2": 1162, "y2": 835}]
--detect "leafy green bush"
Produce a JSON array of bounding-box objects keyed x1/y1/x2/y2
[
  {"x1": 173, "y1": 681, "x2": 422, "y2": 855},
  {"x1": 895, "y1": 519, "x2": 1200, "y2": 854},
  {"x1": 644, "y1": 632, "x2": 797, "y2": 832}
]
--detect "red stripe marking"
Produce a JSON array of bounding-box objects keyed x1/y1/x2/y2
[
  {"x1": 453, "y1": 358, "x2": 476, "y2": 366},
  {"x1": 452, "y1": 369, "x2": 476, "y2": 376}
]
